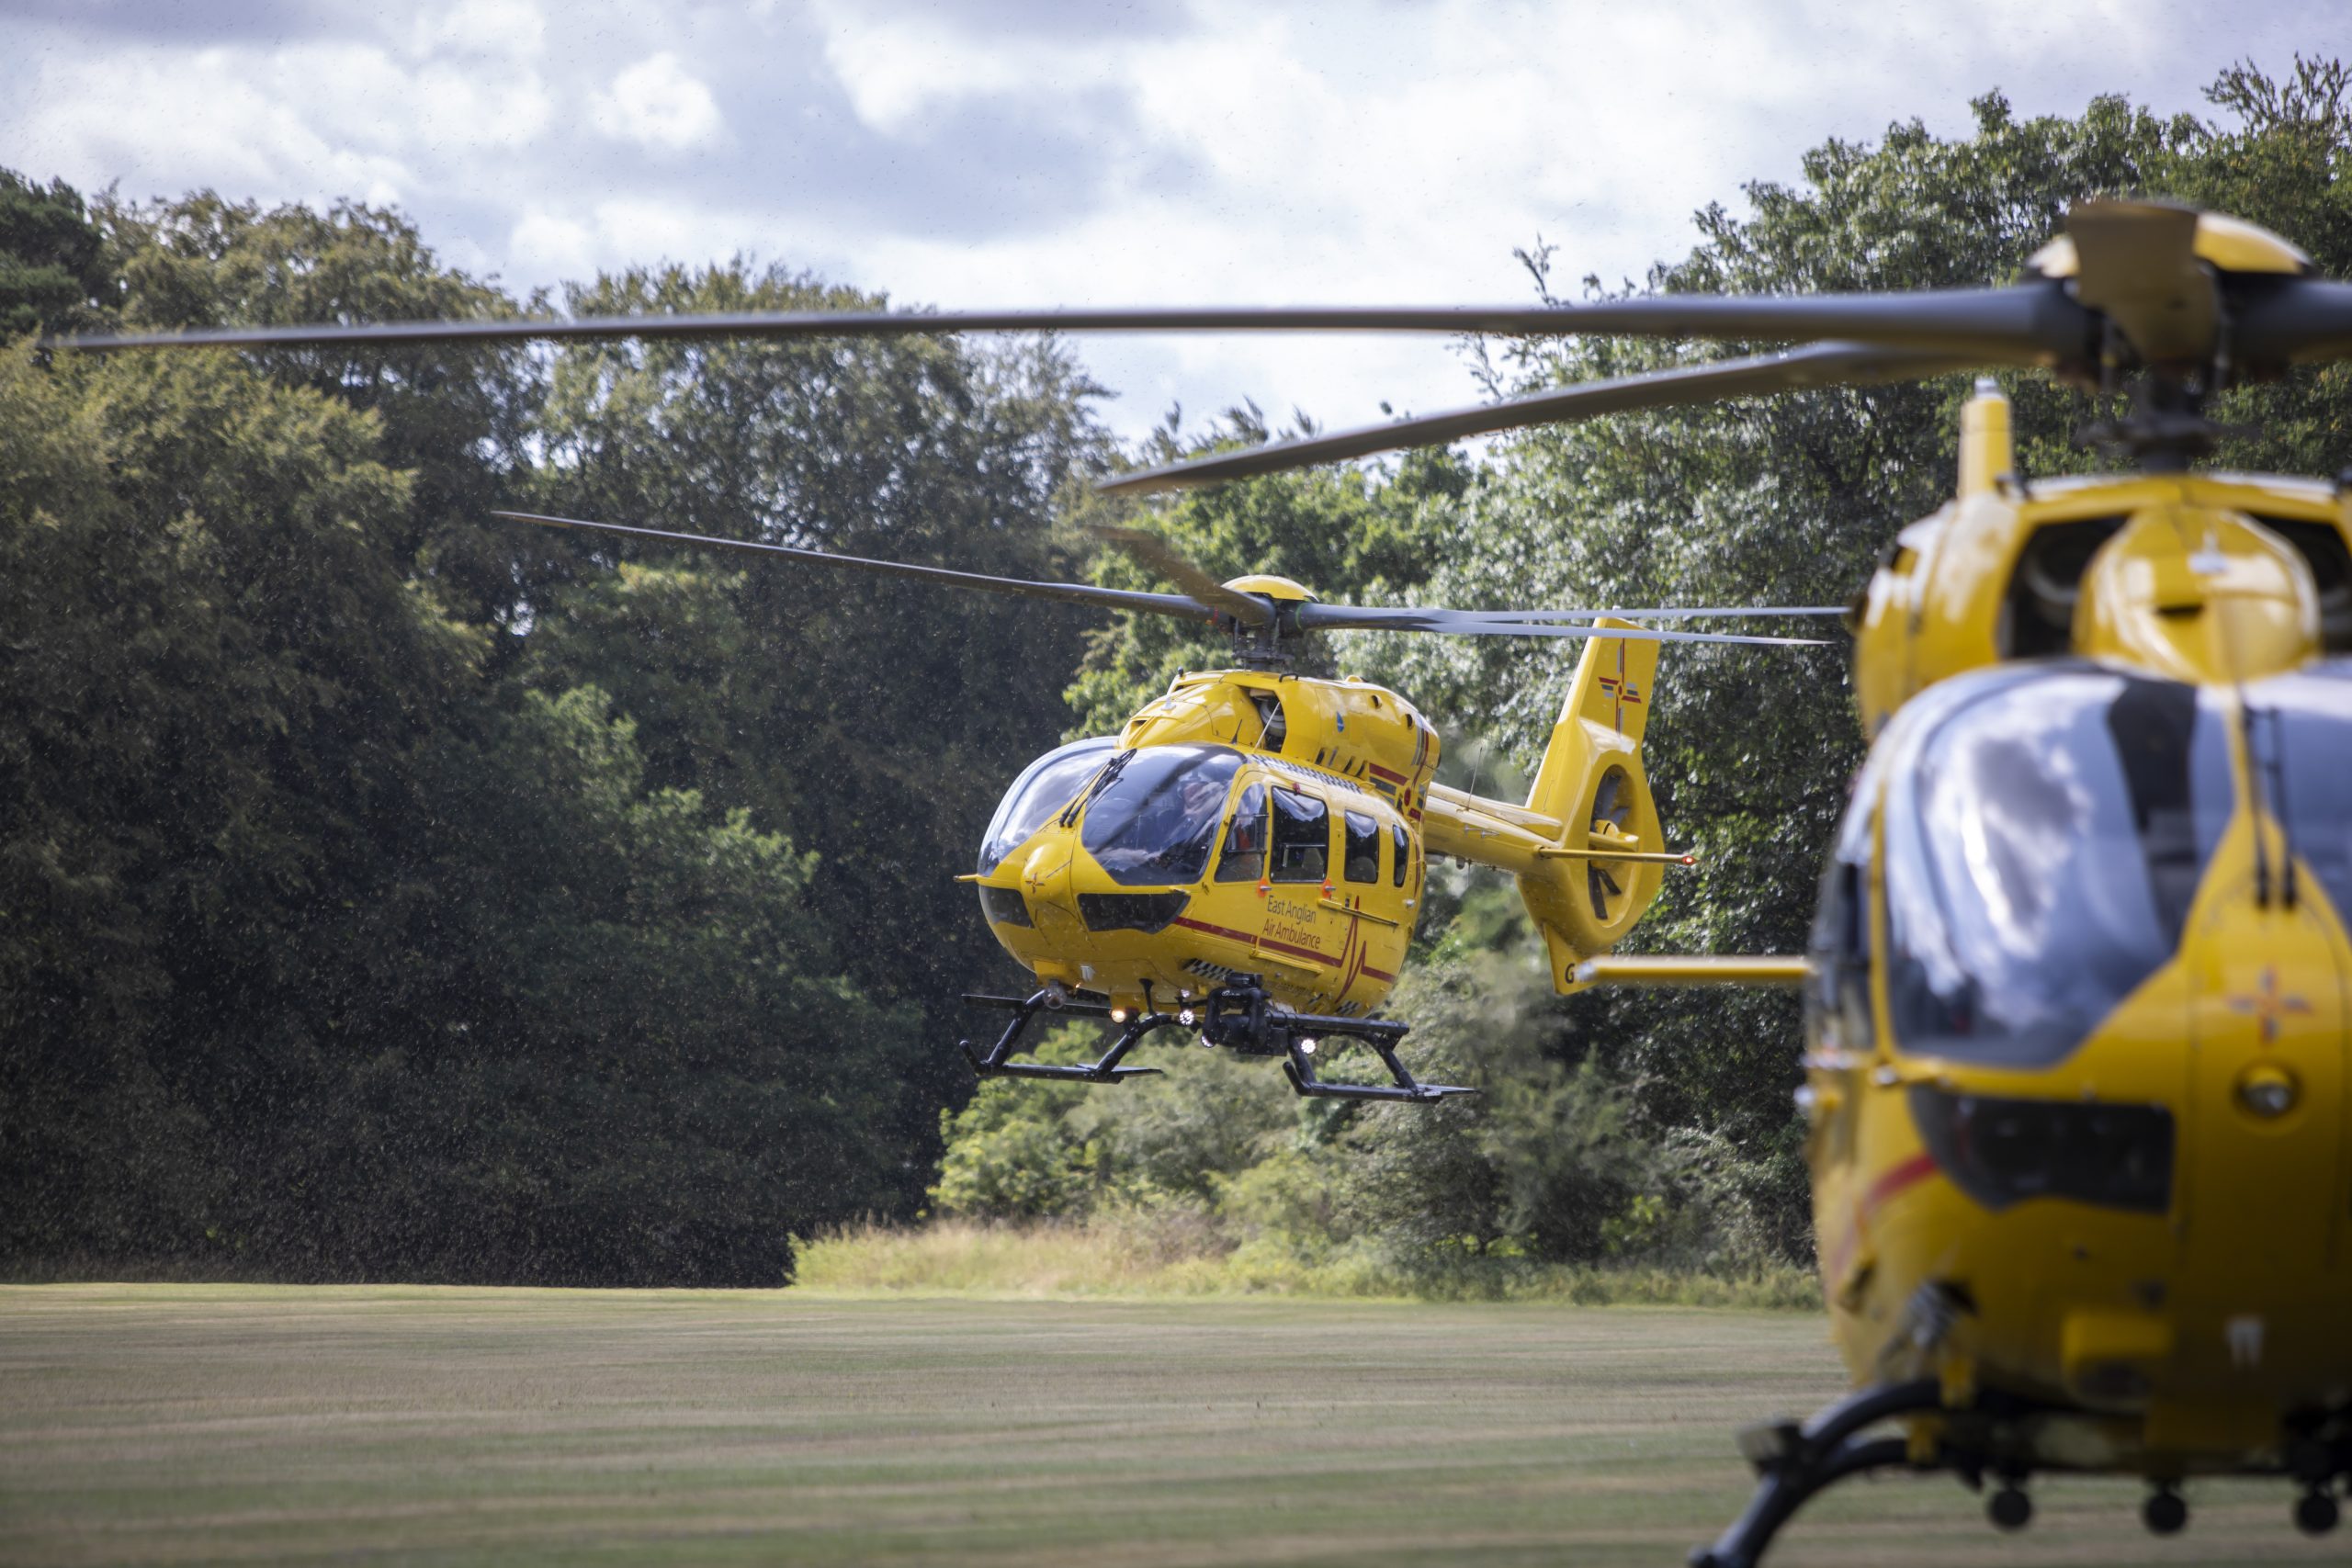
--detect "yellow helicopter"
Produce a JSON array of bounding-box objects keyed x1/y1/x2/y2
[
  {"x1": 57, "y1": 195, "x2": 2352, "y2": 1560},
  {"x1": 474, "y1": 506, "x2": 1826, "y2": 1103}
]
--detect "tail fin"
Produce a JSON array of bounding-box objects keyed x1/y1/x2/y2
[{"x1": 1518, "y1": 624, "x2": 1672, "y2": 993}]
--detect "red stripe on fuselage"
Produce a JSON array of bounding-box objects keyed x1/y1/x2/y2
[
  {"x1": 1860, "y1": 1151, "x2": 1938, "y2": 1220},
  {"x1": 1174, "y1": 915, "x2": 1257, "y2": 945},
  {"x1": 1257, "y1": 932, "x2": 1334, "y2": 966},
  {"x1": 1174, "y1": 915, "x2": 1338, "y2": 971},
  {"x1": 1821, "y1": 1153, "x2": 1938, "y2": 1295}
]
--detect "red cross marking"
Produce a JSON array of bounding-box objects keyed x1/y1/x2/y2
[{"x1": 2226, "y1": 965, "x2": 2312, "y2": 1045}]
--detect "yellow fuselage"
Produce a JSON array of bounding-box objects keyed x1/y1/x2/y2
[
  {"x1": 973, "y1": 671, "x2": 1437, "y2": 1019},
  {"x1": 1811, "y1": 391, "x2": 2352, "y2": 1473},
  {"x1": 967, "y1": 623, "x2": 1675, "y2": 1020}
]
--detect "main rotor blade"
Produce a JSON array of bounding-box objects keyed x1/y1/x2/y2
[
  {"x1": 1297, "y1": 604, "x2": 1846, "y2": 630},
  {"x1": 2234, "y1": 277, "x2": 2352, "y2": 365},
  {"x1": 494, "y1": 511, "x2": 1224, "y2": 624},
  {"x1": 45, "y1": 286, "x2": 2087, "y2": 361},
  {"x1": 1100, "y1": 343, "x2": 1982, "y2": 495},
  {"x1": 2064, "y1": 199, "x2": 2217, "y2": 366},
  {"x1": 1090, "y1": 526, "x2": 1273, "y2": 626},
  {"x1": 1293, "y1": 609, "x2": 1829, "y2": 647}
]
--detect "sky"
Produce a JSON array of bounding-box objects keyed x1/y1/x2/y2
[{"x1": 1, "y1": 0, "x2": 2339, "y2": 444}]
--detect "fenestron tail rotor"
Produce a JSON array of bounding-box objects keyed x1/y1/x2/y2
[{"x1": 1586, "y1": 768, "x2": 1635, "y2": 921}]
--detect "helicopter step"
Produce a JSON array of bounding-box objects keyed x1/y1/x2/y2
[{"x1": 957, "y1": 976, "x2": 1474, "y2": 1103}]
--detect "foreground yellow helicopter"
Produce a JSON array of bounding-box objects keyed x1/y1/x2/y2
[{"x1": 58, "y1": 196, "x2": 2352, "y2": 1561}]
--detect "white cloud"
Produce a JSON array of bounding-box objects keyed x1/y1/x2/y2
[
  {"x1": 0, "y1": 0, "x2": 2329, "y2": 440},
  {"x1": 808, "y1": 3, "x2": 1119, "y2": 138},
  {"x1": 594, "y1": 53, "x2": 725, "y2": 152},
  {"x1": 509, "y1": 209, "x2": 598, "y2": 281},
  {"x1": 412, "y1": 0, "x2": 547, "y2": 61}
]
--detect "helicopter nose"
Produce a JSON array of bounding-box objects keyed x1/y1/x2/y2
[{"x1": 1019, "y1": 840, "x2": 1082, "y2": 940}]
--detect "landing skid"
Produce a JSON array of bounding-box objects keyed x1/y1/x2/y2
[
  {"x1": 1693, "y1": 1379, "x2": 2352, "y2": 1564},
  {"x1": 1691, "y1": 1379, "x2": 1944, "y2": 1568},
  {"x1": 957, "y1": 975, "x2": 1475, "y2": 1103}
]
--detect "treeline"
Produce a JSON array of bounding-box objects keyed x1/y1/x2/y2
[
  {"x1": 6, "y1": 58, "x2": 2347, "y2": 1287},
  {"x1": 3, "y1": 183, "x2": 1104, "y2": 1283}
]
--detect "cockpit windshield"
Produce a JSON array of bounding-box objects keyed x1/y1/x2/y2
[
  {"x1": 977, "y1": 736, "x2": 1118, "y2": 874},
  {"x1": 1080, "y1": 744, "x2": 1242, "y2": 886},
  {"x1": 1883, "y1": 667, "x2": 2230, "y2": 1066}
]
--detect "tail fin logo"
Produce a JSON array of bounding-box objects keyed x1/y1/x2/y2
[{"x1": 1596, "y1": 675, "x2": 1644, "y2": 732}]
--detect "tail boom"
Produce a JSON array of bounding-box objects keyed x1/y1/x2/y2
[{"x1": 1423, "y1": 623, "x2": 1679, "y2": 992}]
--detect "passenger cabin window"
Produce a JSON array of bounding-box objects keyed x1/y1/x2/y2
[
  {"x1": 1391, "y1": 823, "x2": 1409, "y2": 888},
  {"x1": 1217, "y1": 783, "x2": 1269, "y2": 883},
  {"x1": 1342, "y1": 810, "x2": 1380, "y2": 884},
  {"x1": 978, "y1": 735, "x2": 1119, "y2": 874},
  {"x1": 1079, "y1": 745, "x2": 1242, "y2": 886},
  {"x1": 1269, "y1": 788, "x2": 1329, "y2": 883}
]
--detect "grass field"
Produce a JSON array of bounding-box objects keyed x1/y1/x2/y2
[{"x1": 2, "y1": 1286, "x2": 2344, "y2": 1566}]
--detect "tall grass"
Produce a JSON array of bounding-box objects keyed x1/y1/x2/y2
[{"x1": 794, "y1": 1218, "x2": 1820, "y2": 1309}]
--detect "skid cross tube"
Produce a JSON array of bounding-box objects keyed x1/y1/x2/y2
[
  {"x1": 1283, "y1": 1034, "x2": 1476, "y2": 1103},
  {"x1": 957, "y1": 989, "x2": 1165, "y2": 1083},
  {"x1": 956, "y1": 976, "x2": 1474, "y2": 1102}
]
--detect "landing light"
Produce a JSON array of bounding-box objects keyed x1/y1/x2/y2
[
  {"x1": 1299, "y1": 1037, "x2": 1318, "y2": 1055},
  {"x1": 1179, "y1": 1009, "x2": 1196, "y2": 1026},
  {"x1": 1110, "y1": 1009, "x2": 1128, "y2": 1023},
  {"x1": 2238, "y1": 1063, "x2": 2299, "y2": 1119}
]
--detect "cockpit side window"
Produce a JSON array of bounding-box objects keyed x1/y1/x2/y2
[
  {"x1": 1080, "y1": 745, "x2": 1243, "y2": 886},
  {"x1": 1807, "y1": 806, "x2": 1875, "y2": 1055},
  {"x1": 1269, "y1": 788, "x2": 1329, "y2": 884},
  {"x1": 1342, "y1": 810, "x2": 1380, "y2": 884},
  {"x1": 1217, "y1": 783, "x2": 1269, "y2": 883},
  {"x1": 1391, "y1": 823, "x2": 1410, "y2": 888},
  {"x1": 1883, "y1": 669, "x2": 2223, "y2": 1067},
  {"x1": 2250, "y1": 662, "x2": 2352, "y2": 921},
  {"x1": 978, "y1": 736, "x2": 1119, "y2": 874}
]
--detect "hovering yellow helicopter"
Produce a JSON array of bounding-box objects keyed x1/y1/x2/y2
[
  {"x1": 475, "y1": 506, "x2": 1825, "y2": 1103},
  {"x1": 57, "y1": 195, "x2": 2352, "y2": 1561}
]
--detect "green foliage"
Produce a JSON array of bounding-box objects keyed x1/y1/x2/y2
[
  {"x1": 929, "y1": 1027, "x2": 1103, "y2": 1218},
  {"x1": 102, "y1": 191, "x2": 543, "y2": 627},
  {"x1": 1068, "y1": 421, "x2": 1468, "y2": 736},
  {"x1": 929, "y1": 1023, "x2": 1290, "y2": 1218},
  {"x1": 521, "y1": 260, "x2": 1112, "y2": 1156},
  {"x1": 0, "y1": 170, "x2": 116, "y2": 335},
  {"x1": 3, "y1": 186, "x2": 1102, "y2": 1283},
  {"x1": 927, "y1": 899, "x2": 1788, "y2": 1281},
  {"x1": 795, "y1": 1217, "x2": 1820, "y2": 1307}
]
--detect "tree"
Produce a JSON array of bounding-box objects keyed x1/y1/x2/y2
[
  {"x1": 521, "y1": 261, "x2": 1116, "y2": 1176},
  {"x1": 0, "y1": 170, "x2": 115, "y2": 336},
  {"x1": 101, "y1": 192, "x2": 542, "y2": 630},
  {"x1": 1069, "y1": 413, "x2": 1468, "y2": 738}
]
